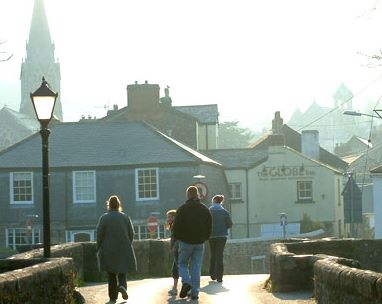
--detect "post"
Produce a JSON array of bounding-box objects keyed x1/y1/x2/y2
[
  {"x1": 349, "y1": 173, "x2": 354, "y2": 237},
  {"x1": 280, "y1": 213, "x2": 287, "y2": 239},
  {"x1": 30, "y1": 77, "x2": 57, "y2": 258},
  {"x1": 40, "y1": 123, "x2": 51, "y2": 258}
]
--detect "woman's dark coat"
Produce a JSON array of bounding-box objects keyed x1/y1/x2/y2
[{"x1": 96, "y1": 210, "x2": 137, "y2": 274}]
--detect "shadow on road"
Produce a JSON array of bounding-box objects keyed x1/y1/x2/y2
[
  {"x1": 200, "y1": 281, "x2": 230, "y2": 295},
  {"x1": 272, "y1": 291, "x2": 314, "y2": 301}
]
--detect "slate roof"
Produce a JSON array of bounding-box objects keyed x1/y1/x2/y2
[
  {"x1": 101, "y1": 104, "x2": 218, "y2": 125},
  {"x1": 174, "y1": 104, "x2": 219, "y2": 124},
  {"x1": 249, "y1": 124, "x2": 348, "y2": 171},
  {"x1": 201, "y1": 148, "x2": 268, "y2": 169},
  {"x1": 0, "y1": 121, "x2": 221, "y2": 169},
  {"x1": 371, "y1": 165, "x2": 382, "y2": 174},
  {"x1": 0, "y1": 106, "x2": 39, "y2": 132}
]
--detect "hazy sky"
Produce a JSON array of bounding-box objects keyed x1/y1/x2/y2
[{"x1": 1, "y1": 0, "x2": 382, "y2": 131}]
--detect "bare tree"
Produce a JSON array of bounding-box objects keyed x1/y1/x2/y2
[{"x1": 0, "y1": 40, "x2": 13, "y2": 62}]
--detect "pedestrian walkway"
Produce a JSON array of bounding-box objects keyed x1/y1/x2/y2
[{"x1": 78, "y1": 274, "x2": 315, "y2": 303}]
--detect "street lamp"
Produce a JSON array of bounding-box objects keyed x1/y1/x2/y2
[
  {"x1": 343, "y1": 110, "x2": 382, "y2": 119},
  {"x1": 30, "y1": 77, "x2": 58, "y2": 258}
]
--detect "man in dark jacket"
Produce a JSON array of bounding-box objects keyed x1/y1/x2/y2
[{"x1": 173, "y1": 185, "x2": 212, "y2": 300}]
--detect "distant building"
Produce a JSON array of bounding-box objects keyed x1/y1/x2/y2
[
  {"x1": 100, "y1": 81, "x2": 219, "y2": 151},
  {"x1": 19, "y1": 0, "x2": 62, "y2": 121},
  {"x1": 288, "y1": 83, "x2": 360, "y2": 152},
  {"x1": 0, "y1": 106, "x2": 39, "y2": 151},
  {"x1": 0, "y1": 0, "x2": 62, "y2": 152}
]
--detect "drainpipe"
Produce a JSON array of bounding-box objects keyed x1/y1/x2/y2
[
  {"x1": 65, "y1": 171, "x2": 69, "y2": 241},
  {"x1": 205, "y1": 125, "x2": 209, "y2": 150},
  {"x1": 246, "y1": 169, "x2": 250, "y2": 238}
]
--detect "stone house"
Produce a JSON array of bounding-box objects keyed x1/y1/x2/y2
[
  {"x1": 205, "y1": 145, "x2": 345, "y2": 239},
  {"x1": 203, "y1": 112, "x2": 348, "y2": 238},
  {"x1": 0, "y1": 121, "x2": 228, "y2": 250},
  {"x1": 101, "y1": 82, "x2": 219, "y2": 151}
]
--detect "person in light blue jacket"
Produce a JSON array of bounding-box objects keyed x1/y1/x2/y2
[{"x1": 208, "y1": 194, "x2": 232, "y2": 283}]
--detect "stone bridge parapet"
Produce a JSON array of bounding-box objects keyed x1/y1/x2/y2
[{"x1": 270, "y1": 238, "x2": 382, "y2": 303}]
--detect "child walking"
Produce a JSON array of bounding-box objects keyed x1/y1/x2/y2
[{"x1": 166, "y1": 209, "x2": 179, "y2": 296}]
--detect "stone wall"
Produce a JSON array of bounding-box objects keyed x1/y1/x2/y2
[
  {"x1": 9, "y1": 242, "x2": 84, "y2": 279},
  {"x1": 0, "y1": 258, "x2": 75, "y2": 304},
  {"x1": 286, "y1": 239, "x2": 382, "y2": 272},
  {"x1": 224, "y1": 238, "x2": 275, "y2": 274},
  {"x1": 269, "y1": 241, "x2": 359, "y2": 292},
  {"x1": 314, "y1": 258, "x2": 382, "y2": 304},
  {"x1": 9, "y1": 238, "x2": 275, "y2": 282},
  {"x1": 270, "y1": 238, "x2": 382, "y2": 295}
]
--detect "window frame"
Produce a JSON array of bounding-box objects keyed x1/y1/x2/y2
[
  {"x1": 296, "y1": 180, "x2": 314, "y2": 203},
  {"x1": 229, "y1": 182, "x2": 242, "y2": 201},
  {"x1": 6, "y1": 227, "x2": 40, "y2": 250},
  {"x1": 72, "y1": 170, "x2": 96, "y2": 204},
  {"x1": 135, "y1": 168, "x2": 159, "y2": 201},
  {"x1": 10, "y1": 172, "x2": 34, "y2": 205},
  {"x1": 65, "y1": 230, "x2": 95, "y2": 242}
]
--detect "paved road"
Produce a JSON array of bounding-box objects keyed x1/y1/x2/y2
[{"x1": 78, "y1": 274, "x2": 315, "y2": 304}]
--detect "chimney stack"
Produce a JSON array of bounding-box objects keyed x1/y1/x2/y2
[
  {"x1": 301, "y1": 130, "x2": 320, "y2": 160},
  {"x1": 126, "y1": 81, "x2": 160, "y2": 111}
]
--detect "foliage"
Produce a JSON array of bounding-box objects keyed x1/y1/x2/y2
[
  {"x1": 218, "y1": 121, "x2": 258, "y2": 148},
  {"x1": 74, "y1": 276, "x2": 86, "y2": 287},
  {"x1": 0, "y1": 246, "x2": 17, "y2": 258},
  {"x1": 300, "y1": 213, "x2": 321, "y2": 233}
]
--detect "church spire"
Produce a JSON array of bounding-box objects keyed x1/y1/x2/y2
[{"x1": 19, "y1": 0, "x2": 63, "y2": 121}]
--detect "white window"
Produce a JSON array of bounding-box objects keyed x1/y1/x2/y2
[
  {"x1": 73, "y1": 171, "x2": 96, "y2": 203},
  {"x1": 229, "y1": 183, "x2": 242, "y2": 200},
  {"x1": 6, "y1": 228, "x2": 40, "y2": 250},
  {"x1": 135, "y1": 168, "x2": 159, "y2": 201},
  {"x1": 297, "y1": 181, "x2": 313, "y2": 201},
  {"x1": 65, "y1": 230, "x2": 95, "y2": 242},
  {"x1": 133, "y1": 224, "x2": 166, "y2": 240},
  {"x1": 10, "y1": 172, "x2": 33, "y2": 204}
]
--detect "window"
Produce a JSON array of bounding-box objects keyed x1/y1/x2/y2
[
  {"x1": 229, "y1": 183, "x2": 242, "y2": 200},
  {"x1": 6, "y1": 228, "x2": 40, "y2": 250},
  {"x1": 297, "y1": 181, "x2": 313, "y2": 202},
  {"x1": 135, "y1": 168, "x2": 159, "y2": 200},
  {"x1": 133, "y1": 224, "x2": 166, "y2": 240},
  {"x1": 73, "y1": 171, "x2": 96, "y2": 203},
  {"x1": 10, "y1": 172, "x2": 33, "y2": 204},
  {"x1": 66, "y1": 230, "x2": 95, "y2": 242}
]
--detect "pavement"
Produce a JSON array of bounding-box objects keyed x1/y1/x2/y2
[{"x1": 78, "y1": 274, "x2": 315, "y2": 304}]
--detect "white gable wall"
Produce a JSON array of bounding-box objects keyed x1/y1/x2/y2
[{"x1": 226, "y1": 145, "x2": 345, "y2": 238}]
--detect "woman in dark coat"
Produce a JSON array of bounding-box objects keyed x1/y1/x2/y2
[{"x1": 96, "y1": 195, "x2": 137, "y2": 304}]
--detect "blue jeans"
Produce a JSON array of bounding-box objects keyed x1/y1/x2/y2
[{"x1": 178, "y1": 241, "x2": 204, "y2": 297}]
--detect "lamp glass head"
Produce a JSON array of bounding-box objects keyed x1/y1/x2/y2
[{"x1": 30, "y1": 77, "x2": 58, "y2": 122}]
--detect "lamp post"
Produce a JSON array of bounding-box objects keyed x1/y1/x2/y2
[
  {"x1": 30, "y1": 77, "x2": 58, "y2": 258},
  {"x1": 343, "y1": 110, "x2": 382, "y2": 119}
]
